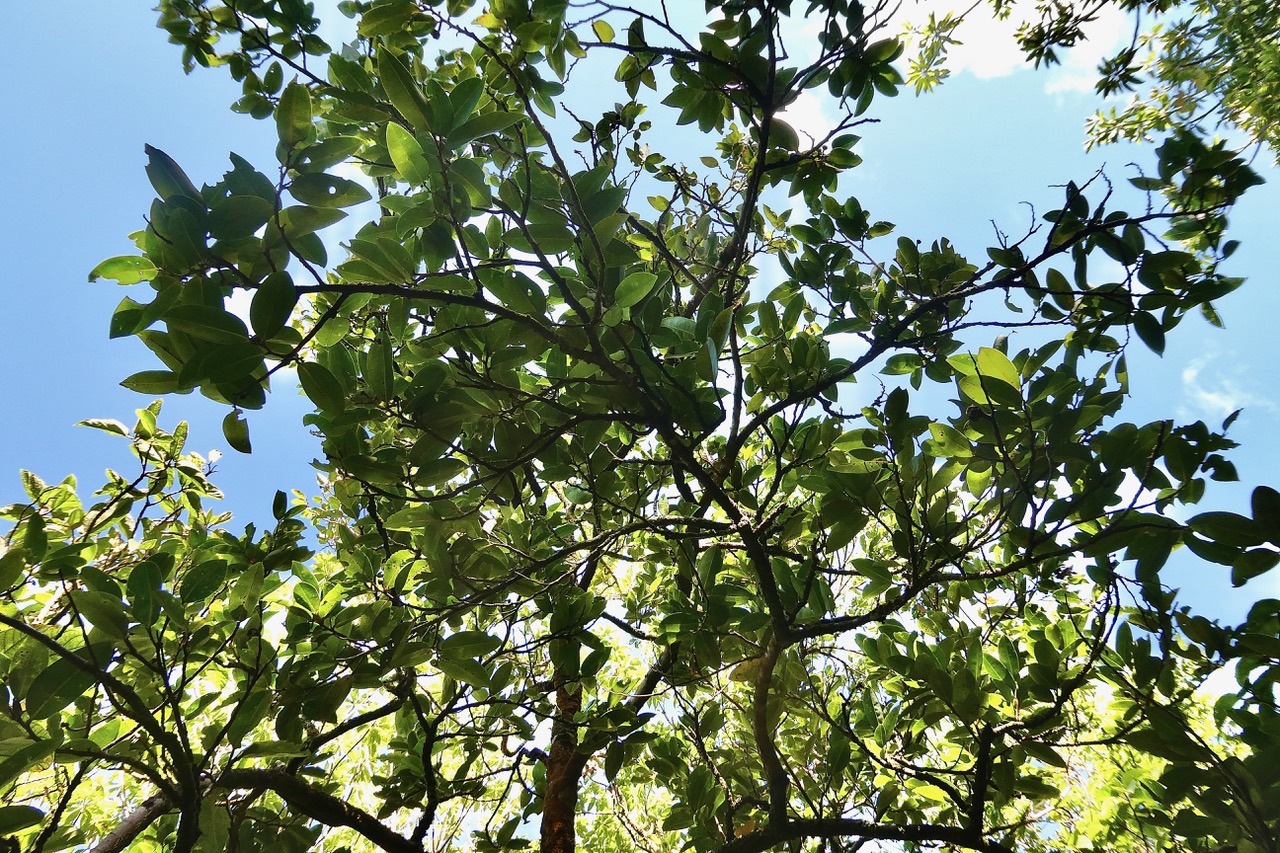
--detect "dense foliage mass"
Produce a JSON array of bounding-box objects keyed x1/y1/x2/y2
[{"x1": 2, "y1": 2, "x2": 1279, "y2": 853}]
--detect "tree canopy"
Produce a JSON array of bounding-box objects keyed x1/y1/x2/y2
[
  {"x1": 906, "y1": 0, "x2": 1280, "y2": 158},
  {"x1": 3, "y1": 2, "x2": 1279, "y2": 853}
]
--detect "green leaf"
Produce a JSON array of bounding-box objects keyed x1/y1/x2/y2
[
  {"x1": 89, "y1": 255, "x2": 157, "y2": 284},
  {"x1": 26, "y1": 657, "x2": 100, "y2": 718},
  {"x1": 278, "y1": 205, "x2": 347, "y2": 237},
  {"x1": 447, "y1": 111, "x2": 524, "y2": 150},
  {"x1": 67, "y1": 591, "x2": 130, "y2": 638},
  {"x1": 1189, "y1": 511, "x2": 1265, "y2": 547},
  {"x1": 383, "y1": 505, "x2": 436, "y2": 531},
  {"x1": 0, "y1": 549, "x2": 23, "y2": 588},
  {"x1": 223, "y1": 410, "x2": 252, "y2": 454},
  {"x1": 592, "y1": 19, "x2": 615, "y2": 42},
  {"x1": 250, "y1": 271, "x2": 297, "y2": 338},
  {"x1": 181, "y1": 560, "x2": 228, "y2": 604},
  {"x1": 974, "y1": 347, "x2": 1021, "y2": 389},
  {"x1": 436, "y1": 656, "x2": 491, "y2": 687},
  {"x1": 276, "y1": 81, "x2": 313, "y2": 148},
  {"x1": 1232, "y1": 548, "x2": 1280, "y2": 587},
  {"x1": 386, "y1": 122, "x2": 433, "y2": 184},
  {"x1": 120, "y1": 370, "x2": 183, "y2": 394},
  {"x1": 209, "y1": 195, "x2": 274, "y2": 240},
  {"x1": 439, "y1": 630, "x2": 502, "y2": 660},
  {"x1": 144, "y1": 143, "x2": 202, "y2": 202},
  {"x1": 881, "y1": 353, "x2": 922, "y2": 375},
  {"x1": 1251, "y1": 486, "x2": 1280, "y2": 543},
  {"x1": 377, "y1": 49, "x2": 433, "y2": 131},
  {"x1": 925, "y1": 422, "x2": 972, "y2": 458},
  {"x1": 614, "y1": 272, "x2": 657, "y2": 309},
  {"x1": 0, "y1": 805, "x2": 44, "y2": 835},
  {"x1": 290, "y1": 173, "x2": 372, "y2": 208},
  {"x1": 1133, "y1": 312, "x2": 1165, "y2": 355},
  {"x1": 0, "y1": 742, "x2": 57, "y2": 790},
  {"x1": 768, "y1": 118, "x2": 800, "y2": 151},
  {"x1": 298, "y1": 361, "x2": 346, "y2": 414},
  {"x1": 366, "y1": 338, "x2": 395, "y2": 401},
  {"x1": 165, "y1": 305, "x2": 250, "y2": 344},
  {"x1": 225, "y1": 690, "x2": 272, "y2": 745},
  {"x1": 127, "y1": 560, "x2": 163, "y2": 626},
  {"x1": 448, "y1": 77, "x2": 485, "y2": 129}
]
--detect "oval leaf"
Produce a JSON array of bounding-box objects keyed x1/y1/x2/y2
[
  {"x1": 120, "y1": 370, "x2": 183, "y2": 394},
  {"x1": 386, "y1": 122, "x2": 433, "y2": 184},
  {"x1": 298, "y1": 361, "x2": 346, "y2": 414},
  {"x1": 164, "y1": 305, "x2": 250, "y2": 344},
  {"x1": 223, "y1": 410, "x2": 252, "y2": 454},
  {"x1": 0, "y1": 805, "x2": 44, "y2": 835},
  {"x1": 89, "y1": 255, "x2": 157, "y2": 285},
  {"x1": 290, "y1": 173, "x2": 372, "y2": 208},
  {"x1": 614, "y1": 272, "x2": 657, "y2": 309},
  {"x1": 26, "y1": 658, "x2": 99, "y2": 719},
  {"x1": 376, "y1": 48, "x2": 433, "y2": 131},
  {"x1": 276, "y1": 81, "x2": 313, "y2": 148},
  {"x1": 250, "y1": 271, "x2": 297, "y2": 338}
]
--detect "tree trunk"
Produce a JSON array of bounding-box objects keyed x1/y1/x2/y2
[{"x1": 540, "y1": 679, "x2": 585, "y2": 853}]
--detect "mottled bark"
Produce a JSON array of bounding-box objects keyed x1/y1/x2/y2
[{"x1": 540, "y1": 680, "x2": 586, "y2": 853}]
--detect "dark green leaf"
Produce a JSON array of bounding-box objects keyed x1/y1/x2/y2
[
  {"x1": 164, "y1": 305, "x2": 250, "y2": 344},
  {"x1": 223, "y1": 410, "x2": 252, "y2": 454},
  {"x1": 1252, "y1": 486, "x2": 1280, "y2": 543},
  {"x1": 1232, "y1": 548, "x2": 1280, "y2": 587},
  {"x1": 447, "y1": 111, "x2": 524, "y2": 149},
  {"x1": 376, "y1": 49, "x2": 433, "y2": 131},
  {"x1": 0, "y1": 806, "x2": 44, "y2": 835},
  {"x1": 1189, "y1": 511, "x2": 1265, "y2": 547},
  {"x1": 298, "y1": 361, "x2": 346, "y2": 414},
  {"x1": 1133, "y1": 312, "x2": 1165, "y2": 355},
  {"x1": 144, "y1": 144, "x2": 202, "y2": 201},
  {"x1": 209, "y1": 195, "x2": 274, "y2": 240},
  {"x1": 26, "y1": 658, "x2": 100, "y2": 718},
  {"x1": 181, "y1": 560, "x2": 228, "y2": 604},
  {"x1": 290, "y1": 173, "x2": 372, "y2": 208},
  {"x1": 250, "y1": 271, "x2": 297, "y2": 338}
]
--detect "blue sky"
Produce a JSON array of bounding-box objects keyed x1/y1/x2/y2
[{"x1": 2, "y1": 2, "x2": 1276, "y2": 620}]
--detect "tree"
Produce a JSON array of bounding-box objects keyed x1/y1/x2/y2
[
  {"x1": 905, "y1": 0, "x2": 1280, "y2": 158},
  {"x1": 3, "y1": 1, "x2": 1279, "y2": 852}
]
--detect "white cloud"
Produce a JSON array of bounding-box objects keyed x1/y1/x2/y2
[
  {"x1": 895, "y1": 0, "x2": 1033, "y2": 81},
  {"x1": 1179, "y1": 352, "x2": 1276, "y2": 422},
  {"x1": 895, "y1": 1, "x2": 1129, "y2": 94},
  {"x1": 777, "y1": 15, "x2": 840, "y2": 143},
  {"x1": 779, "y1": 92, "x2": 836, "y2": 145},
  {"x1": 1042, "y1": 5, "x2": 1129, "y2": 95}
]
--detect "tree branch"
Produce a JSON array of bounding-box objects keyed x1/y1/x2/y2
[{"x1": 715, "y1": 817, "x2": 1016, "y2": 853}]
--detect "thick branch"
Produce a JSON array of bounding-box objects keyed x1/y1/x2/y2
[
  {"x1": 752, "y1": 637, "x2": 789, "y2": 827},
  {"x1": 541, "y1": 679, "x2": 586, "y2": 853},
  {"x1": 217, "y1": 769, "x2": 421, "y2": 853},
  {"x1": 88, "y1": 793, "x2": 172, "y2": 853},
  {"x1": 715, "y1": 818, "x2": 1016, "y2": 853}
]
